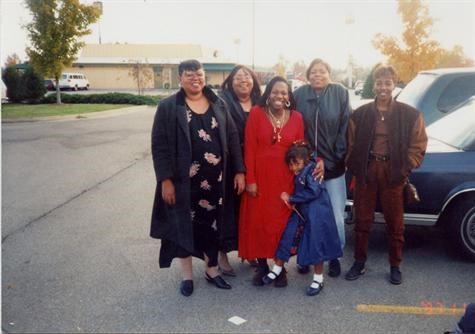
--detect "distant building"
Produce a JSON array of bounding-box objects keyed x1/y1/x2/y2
[{"x1": 64, "y1": 43, "x2": 236, "y2": 90}]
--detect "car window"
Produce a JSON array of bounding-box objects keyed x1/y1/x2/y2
[
  {"x1": 427, "y1": 97, "x2": 475, "y2": 151},
  {"x1": 396, "y1": 73, "x2": 436, "y2": 108},
  {"x1": 437, "y1": 75, "x2": 475, "y2": 112},
  {"x1": 61, "y1": 74, "x2": 67, "y2": 79}
]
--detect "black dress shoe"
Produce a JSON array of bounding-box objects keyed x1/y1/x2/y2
[
  {"x1": 180, "y1": 280, "x2": 193, "y2": 297},
  {"x1": 297, "y1": 264, "x2": 310, "y2": 274},
  {"x1": 306, "y1": 281, "x2": 324, "y2": 296},
  {"x1": 389, "y1": 266, "x2": 402, "y2": 285},
  {"x1": 328, "y1": 259, "x2": 341, "y2": 277},
  {"x1": 345, "y1": 261, "x2": 365, "y2": 281},
  {"x1": 205, "y1": 273, "x2": 232, "y2": 289}
]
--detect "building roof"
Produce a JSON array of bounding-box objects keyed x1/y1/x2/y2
[{"x1": 75, "y1": 43, "x2": 234, "y2": 66}]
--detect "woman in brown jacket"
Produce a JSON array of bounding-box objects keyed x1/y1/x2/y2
[{"x1": 344, "y1": 64, "x2": 427, "y2": 285}]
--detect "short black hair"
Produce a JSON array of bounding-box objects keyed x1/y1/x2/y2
[
  {"x1": 257, "y1": 76, "x2": 296, "y2": 110},
  {"x1": 285, "y1": 140, "x2": 312, "y2": 165},
  {"x1": 178, "y1": 59, "x2": 203, "y2": 76}
]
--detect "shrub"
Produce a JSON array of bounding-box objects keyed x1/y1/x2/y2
[
  {"x1": 2, "y1": 66, "x2": 24, "y2": 102},
  {"x1": 41, "y1": 92, "x2": 161, "y2": 105},
  {"x1": 22, "y1": 66, "x2": 46, "y2": 103}
]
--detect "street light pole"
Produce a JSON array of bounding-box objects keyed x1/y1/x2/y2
[
  {"x1": 252, "y1": 0, "x2": 255, "y2": 70},
  {"x1": 93, "y1": 1, "x2": 103, "y2": 44},
  {"x1": 345, "y1": 15, "x2": 354, "y2": 88}
]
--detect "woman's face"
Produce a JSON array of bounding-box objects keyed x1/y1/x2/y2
[
  {"x1": 232, "y1": 68, "x2": 254, "y2": 97},
  {"x1": 373, "y1": 75, "x2": 395, "y2": 104},
  {"x1": 308, "y1": 63, "x2": 330, "y2": 91},
  {"x1": 180, "y1": 69, "x2": 205, "y2": 95},
  {"x1": 268, "y1": 81, "x2": 289, "y2": 110}
]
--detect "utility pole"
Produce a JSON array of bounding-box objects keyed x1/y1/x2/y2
[
  {"x1": 252, "y1": 0, "x2": 255, "y2": 70},
  {"x1": 93, "y1": 1, "x2": 103, "y2": 44}
]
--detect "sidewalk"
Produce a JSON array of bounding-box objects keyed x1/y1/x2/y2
[{"x1": 1, "y1": 105, "x2": 155, "y2": 123}]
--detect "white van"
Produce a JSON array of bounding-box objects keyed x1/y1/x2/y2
[{"x1": 59, "y1": 73, "x2": 90, "y2": 90}]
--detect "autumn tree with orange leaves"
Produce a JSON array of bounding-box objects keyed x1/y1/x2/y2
[{"x1": 373, "y1": 0, "x2": 473, "y2": 83}]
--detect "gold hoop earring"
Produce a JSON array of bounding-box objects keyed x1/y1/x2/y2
[{"x1": 266, "y1": 98, "x2": 270, "y2": 106}]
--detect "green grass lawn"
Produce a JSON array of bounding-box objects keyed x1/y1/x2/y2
[{"x1": 1, "y1": 103, "x2": 131, "y2": 119}]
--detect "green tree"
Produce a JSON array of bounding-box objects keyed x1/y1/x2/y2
[
  {"x1": 361, "y1": 64, "x2": 378, "y2": 99},
  {"x1": 25, "y1": 0, "x2": 100, "y2": 104},
  {"x1": 373, "y1": 0, "x2": 443, "y2": 83}
]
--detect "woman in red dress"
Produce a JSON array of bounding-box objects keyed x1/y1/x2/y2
[{"x1": 239, "y1": 76, "x2": 305, "y2": 286}]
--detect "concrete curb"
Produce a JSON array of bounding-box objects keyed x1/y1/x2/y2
[{"x1": 1, "y1": 105, "x2": 156, "y2": 123}]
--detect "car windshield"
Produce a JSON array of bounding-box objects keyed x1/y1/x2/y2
[
  {"x1": 426, "y1": 97, "x2": 475, "y2": 151},
  {"x1": 397, "y1": 73, "x2": 437, "y2": 107}
]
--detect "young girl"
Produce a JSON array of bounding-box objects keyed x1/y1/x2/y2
[{"x1": 262, "y1": 141, "x2": 342, "y2": 296}]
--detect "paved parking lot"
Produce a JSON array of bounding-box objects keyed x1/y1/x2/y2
[{"x1": 2, "y1": 105, "x2": 474, "y2": 333}]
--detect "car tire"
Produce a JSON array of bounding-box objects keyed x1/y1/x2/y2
[{"x1": 448, "y1": 195, "x2": 475, "y2": 261}]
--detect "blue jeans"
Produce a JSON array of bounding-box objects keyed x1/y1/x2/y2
[{"x1": 325, "y1": 174, "x2": 347, "y2": 252}]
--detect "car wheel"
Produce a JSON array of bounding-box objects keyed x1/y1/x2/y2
[{"x1": 448, "y1": 195, "x2": 475, "y2": 261}]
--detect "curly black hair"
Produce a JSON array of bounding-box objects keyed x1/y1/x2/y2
[
  {"x1": 285, "y1": 140, "x2": 312, "y2": 165},
  {"x1": 257, "y1": 76, "x2": 296, "y2": 110}
]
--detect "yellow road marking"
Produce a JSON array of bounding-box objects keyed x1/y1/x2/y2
[{"x1": 357, "y1": 304, "x2": 465, "y2": 316}]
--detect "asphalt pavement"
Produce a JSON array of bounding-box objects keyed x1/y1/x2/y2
[{"x1": 2, "y1": 105, "x2": 474, "y2": 333}]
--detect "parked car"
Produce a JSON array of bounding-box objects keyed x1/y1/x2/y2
[
  {"x1": 346, "y1": 97, "x2": 475, "y2": 260},
  {"x1": 44, "y1": 79, "x2": 56, "y2": 91},
  {"x1": 409, "y1": 97, "x2": 475, "y2": 260},
  {"x1": 288, "y1": 79, "x2": 306, "y2": 92},
  {"x1": 396, "y1": 67, "x2": 475, "y2": 126},
  {"x1": 58, "y1": 72, "x2": 90, "y2": 91},
  {"x1": 354, "y1": 81, "x2": 364, "y2": 95}
]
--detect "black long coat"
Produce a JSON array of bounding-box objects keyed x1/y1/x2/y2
[{"x1": 150, "y1": 86, "x2": 245, "y2": 268}]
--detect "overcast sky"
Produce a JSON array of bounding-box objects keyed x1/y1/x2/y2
[{"x1": 1, "y1": 0, "x2": 474, "y2": 70}]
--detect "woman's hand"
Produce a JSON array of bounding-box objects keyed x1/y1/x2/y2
[
  {"x1": 280, "y1": 192, "x2": 290, "y2": 203},
  {"x1": 234, "y1": 173, "x2": 245, "y2": 195},
  {"x1": 312, "y1": 159, "x2": 325, "y2": 183},
  {"x1": 246, "y1": 183, "x2": 258, "y2": 197},
  {"x1": 161, "y1": 179, "x2": 176, "y2": 205}
]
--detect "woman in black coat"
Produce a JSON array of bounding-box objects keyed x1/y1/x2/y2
[
  {"x1": 150, "y1": 60, "x2": 245, "y2": 297},
  {"x1": 217, "y1": 65, "x2": 261, "y2": 275}
]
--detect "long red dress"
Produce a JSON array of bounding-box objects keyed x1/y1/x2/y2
[{"x1": 238, "y1": 106, "x2": 304, "y2": 259}]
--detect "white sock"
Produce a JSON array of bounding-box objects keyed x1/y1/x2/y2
[
  {"x1": 311, "y1": 274, "x2": 323, "y2": 288},
  {"x1": 268, "y1": 265, "x2": 282, "y2": 279}
]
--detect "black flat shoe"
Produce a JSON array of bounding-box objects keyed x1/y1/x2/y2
[
  {"x1": 205, "y1": 273, "x2": 232, "y2": 289},
  {"x1": 306, "y1": 281, "x2": 324, "y2": 296},
  {"x1": 389, "y1": 266, "x2": 402, "y2": 285},
  {"x1": 180, "y1": 280, "x2": 193, "y2": 297},
  {"x1": 297, "y1": 264, "x2": 310, "y2": 274},
  {"x1": 262, "y1": 270, "x2": 279, "y2": 285},
  {"x1": 328, "y1": 259, "x2": 341, "y2": 277}
]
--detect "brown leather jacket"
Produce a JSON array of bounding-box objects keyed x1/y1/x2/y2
[{"x1": 346, "y1": 99, "x2": 427, "y2": 185}]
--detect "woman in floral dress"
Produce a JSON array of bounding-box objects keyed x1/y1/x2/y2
[{"x1": 150, "y1": 60, "x2": 245, "y2": 296}]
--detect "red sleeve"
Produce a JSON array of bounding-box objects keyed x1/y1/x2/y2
[{"x1": 244, "y1": 106, "x2": 260, "y2": 184}]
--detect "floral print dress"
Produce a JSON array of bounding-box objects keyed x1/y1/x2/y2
[{"x1": 188, "y1": 105, "x2": 223, "y2": 267}]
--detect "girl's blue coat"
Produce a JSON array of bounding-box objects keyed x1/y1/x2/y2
[{"x1": 288, "y1": 161, "x2": 342, "y2": 265}]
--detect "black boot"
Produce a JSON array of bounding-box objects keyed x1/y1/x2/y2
[{"x1": 252, "y1": 258, "x2": 269, "y2": 286}]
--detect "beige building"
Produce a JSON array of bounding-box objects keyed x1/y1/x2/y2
[{"x1": 65, "y1": 43, "x2": 236, "y2": 90}]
